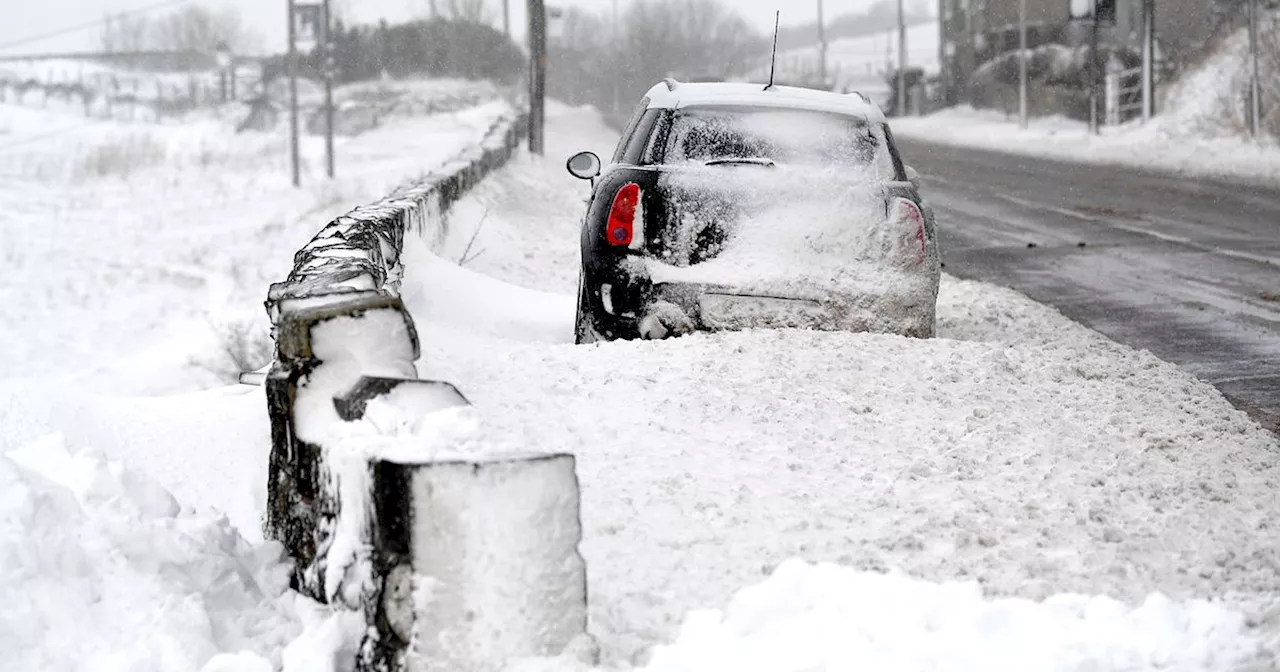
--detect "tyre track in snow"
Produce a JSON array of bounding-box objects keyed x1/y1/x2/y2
[
  {"x1": 896, "y1": 138, "x2": 1280, "y2": 434},
  {"x1": 401, "y1": 104, "x2": 1280, "y2": 666}
]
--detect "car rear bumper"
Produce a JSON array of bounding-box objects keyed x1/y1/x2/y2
[{"x1": 585, "y1": 278, "x2": 938, "y2": 340}]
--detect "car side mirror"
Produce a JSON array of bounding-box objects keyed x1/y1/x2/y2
[
  {"x1": 904, "y1": 165, "x2": 921, "y2": 190},
  {"x1": 566, "y1": 151, "x2": 601, "y2": 183}
]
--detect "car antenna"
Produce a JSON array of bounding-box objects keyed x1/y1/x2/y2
[{"x1": 764, "y1": 10, "x2": 780, "y2": 91}]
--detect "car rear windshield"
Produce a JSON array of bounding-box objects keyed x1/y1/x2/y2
[{"x1": 657, "y1": 105, "x2": 895, "y2": 177}]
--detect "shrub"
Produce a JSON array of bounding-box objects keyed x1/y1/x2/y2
[{"x1": 73, "y1": 133, "x2": 166, "y2": 180}]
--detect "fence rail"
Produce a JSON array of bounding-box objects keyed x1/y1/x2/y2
[
  {"x1": 1105, "y1": 65, "x2": 1146, "y2": 126},
  {"x1": 0, "y1": 66, "x2": 264, "y2": 122}
]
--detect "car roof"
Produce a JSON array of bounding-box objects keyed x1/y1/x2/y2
[{"x1": 642, "y1": 80, "x2": 887, "y2": 124}]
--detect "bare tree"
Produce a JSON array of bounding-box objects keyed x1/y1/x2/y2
[
  {"x1": 439, "y1": 0, "x2": 491, "y2": 24},
  {"x1": 100, "y1": 12, "x2": 152, "y2": 53},
  {"x1": 101, "y1": 13, "x2": 118, "y2": 53},
  {"x1": 1255, "y1": 8, "x2": 1279, "y2": 136},
  {"x1": 150, "y1": 5, "x2": 253, "y2": 53},
  {"x1": 547, "y1": 0, "x2": 760, "y2": 114},
  {"x1": 623, "y1": 0, "x2": 761, "y2": 81},
  {"x1": 558, "y1": 7, "x2": 608, "y2": 51}
]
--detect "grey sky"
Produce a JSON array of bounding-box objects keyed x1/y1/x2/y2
[{"x1": 2, "y1": 0, "x2": 880, "y2": 56}]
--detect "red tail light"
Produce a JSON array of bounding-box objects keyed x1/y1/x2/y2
[
  {"x1": 606, "y1": 183, "x2": 641, "y2": 247},
  {"x1": 891, "y1": 198, "x2": 927, "y2": 265}
]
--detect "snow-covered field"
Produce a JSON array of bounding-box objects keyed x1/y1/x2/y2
[
  {"x1": 0, "y1": 95, "x2": 510, "y2": 395},
  {"x1": 4, "y1": 92, "x2": 1280, "y2": 671},
  {"x1": 892, "y1": 27, "x2": 1280, "y2": 184}
]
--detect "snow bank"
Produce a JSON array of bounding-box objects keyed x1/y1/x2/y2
[
  {"x1": 891, "y1": 26, "x2": 1280, "y2": 184},
  {"x1": 639, "y1": 559, "x2": 1270, "y2": 672},
  {"x1": 891, "y1": 104, "x2": 1280, "y2": 184},
  {"x1": 401, "y1": 235, "x2": 573, "y2": 344},
  {"x1": 0, "y1": 380, "x2": 274, "y2": 546},
  {"x1": 407, "y1": 267, "x2": 1280, "y2": 666},
  {"x1": 0, "y1": 434, "x2": 298, "y2": 672},
  {"x1": 1157, "y1": 25, "x2": 1275, "y2": 142}
]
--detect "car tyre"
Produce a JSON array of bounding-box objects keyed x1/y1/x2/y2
[{"x1": 574, "y1": 272, "x2": 599, "y2": 345}]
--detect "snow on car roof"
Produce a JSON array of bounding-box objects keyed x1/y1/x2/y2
[{"x1": 643, "y1": 80, "x2": 887, "y2": 123}]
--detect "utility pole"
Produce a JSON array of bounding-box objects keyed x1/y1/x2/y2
[
  {"x1": 609, "y1": 0, "x2": 619, "y2": 112},
  {"x1": 896, "y1": 0, "x2": 907, "y2": 116},
  {"x1": 287, "y1": 0, "x2": 300, "y2": 187},
  {"x1": 1249, "y1": 0, "x2": 1262, "y2": 139},
  {"x1": 504, "y1": 0, "x2": 510, "y2": 36},
  {"x1": 817, "y1": 0, "x2": 828, "y2": 86},
  {"x1": 938, "y1": 0, "x2": 947, "y2": 105},
  {"x1": 1088, "y1": 0, "x2": 1100, "y2": 135},
  {"x1": 1141, "y1": 0, "x2": 1154, "y2": 122},
  {"x1": 527, "y1": 0, "x2": 546, "y2": 155},
  {"x1": 1018, "y1": 0, "x2": 1027, "y2": 129},
  {"x1": 323, "y1": 0, "x2": 335, "y2": 178}
]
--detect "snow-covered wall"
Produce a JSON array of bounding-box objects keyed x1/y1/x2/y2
[
  {"x1": 261, "y1": 108, "x2": 590, "y2": 670},
  {"x1": 267, "y1": 109, "x2": 527, "y2": 313}
]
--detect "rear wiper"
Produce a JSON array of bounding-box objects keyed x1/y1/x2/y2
[{"x1": 703, "y1": 157, "x2": 776, "y2": 167}]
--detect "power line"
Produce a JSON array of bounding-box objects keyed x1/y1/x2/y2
[{"x1": 0, "y1": 0, "x2": 192, "y2": 53}]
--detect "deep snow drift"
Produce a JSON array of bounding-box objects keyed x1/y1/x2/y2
[
  {"x1": 0, "y1": 433, "x2": 298, "y2": 672},
  {"x1": 637, "y1": 559, "x2": 1268, "y2": 672}
]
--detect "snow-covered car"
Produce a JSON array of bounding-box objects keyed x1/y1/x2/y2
[{"x1": 566, "y1": 79, "x2": 941, "y2": 344}]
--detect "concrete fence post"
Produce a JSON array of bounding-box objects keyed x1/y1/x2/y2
[
  {"x1": 366, "y1": 453, "x2": 589, "y2": 671},
  {"x1": 1105, "y1": 71, "x2": 1120, "y2": 127}
]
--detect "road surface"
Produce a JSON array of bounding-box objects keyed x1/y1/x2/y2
[{"x1": 897, "y1": 138, "x2": 1280, "y2": 434}]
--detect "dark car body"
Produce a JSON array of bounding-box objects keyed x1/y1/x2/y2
[{"x1": 569, "y1": 81, "x2": 940, "y2": 344}]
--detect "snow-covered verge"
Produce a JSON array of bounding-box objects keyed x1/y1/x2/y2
[
  {"x1": 633, "y1": 558, "x2": 1274, "y2": 672},
  {"x1": 0, "y1": 91, "x2": 517, "y2": 671},
  {"x1": 891, "y1": 104, "x2": 1280, "y2": 184},
  {"x1": 0, "y1": 433, "x2": 299, "y2": 672},
  {"x1": 404, "y1": 101, "x2": 1280, "y2": 669},
  {"x1": 0, "y1": 95, "x2": 512, "y2": 396},
  {"x1": 891, "y1": 26, "x2": 1280, "y2": 184}
]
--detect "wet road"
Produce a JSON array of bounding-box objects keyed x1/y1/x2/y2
[{"x1": 896, "y1": 138, "x2": 1280, "y2": 434}]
